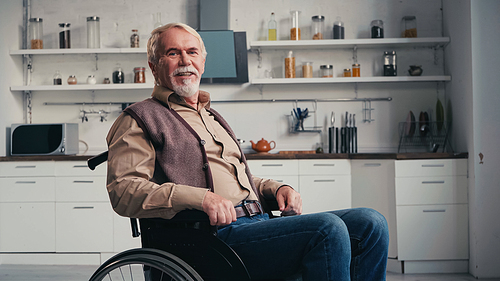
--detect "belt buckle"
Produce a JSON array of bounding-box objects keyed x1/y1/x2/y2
[{"x1": 242, "y1": 200, "x2": 262, "y2": 217}]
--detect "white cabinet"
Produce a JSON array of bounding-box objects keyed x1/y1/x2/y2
[{"x1": 246, "y1": 160, "x2": 300, "y2": 192}]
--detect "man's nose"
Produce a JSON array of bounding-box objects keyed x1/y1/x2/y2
[{"x1": 179, "y1": 52, "x2": 191, "y2": 65}]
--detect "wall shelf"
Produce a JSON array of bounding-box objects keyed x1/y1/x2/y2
[
  {"x1": 251, "y1": 76, "x2": 451, "y2": 85},
  {"x1": 10, "y1": 48, "x2": 147, "y2": 55},
  {"x1": 10, "y1": 83, "x2": 154, "y2": 92}
]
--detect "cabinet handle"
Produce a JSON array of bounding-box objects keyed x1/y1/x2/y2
[
  {"x1": 423, "y1": 209, "x2": 446, "y2": 213},
  {"x1": 421, "y1": 164, "x2": 445, "y2": 168},
  {"x1": 15, "y1": 165, "x2": 36, "y2": 169},
  {"x1": 262, "y1": 164, "x2": 283, "y2": 167},
  {"x1": 276, "y1": 180, "x2": 284, "y2": 182},
  {"x1": 15, "y1": 181, "x2": 36, "y2": 184},
  {"x1": 73, "y1": 206, "x2": 94, "y2": 209},
  {"x1": 313, "y1": 164, "x2": 335, "y2": 167},
  {"x1": 421, "y1": 181, "x2": 445, "y2": 184},
  {"x1": 73, "y1": 180, "x2": 94, "y2": 184},
  {"x1": 314, "y1": 179, "x2": 336, "y2": 183},
  {"x1": 72, "y1": 165, "x2": 88, "y2": 168},
  {"x1": 364, "y1": 163, "x2": 382, "y2": 167}
]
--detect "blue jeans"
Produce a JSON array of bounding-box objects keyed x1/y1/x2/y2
[{"x1": 217, "y1": 208, "x2": 389, "y2": 281}]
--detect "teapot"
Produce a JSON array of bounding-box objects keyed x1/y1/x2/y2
[{"x1": 250, "y1": 138, "x2": 276, "y2": 153}]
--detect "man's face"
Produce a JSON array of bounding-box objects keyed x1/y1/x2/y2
[{"x1": 151, "y1": 27, "x2": 205, "y2": 97}]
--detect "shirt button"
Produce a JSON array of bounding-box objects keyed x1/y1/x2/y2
[
  {"x1": 202, "y1": 163, "x2": 209, "y2": 170},
  {"x1": 200, "y1": 140, "x2": 206, "y2": 146}
]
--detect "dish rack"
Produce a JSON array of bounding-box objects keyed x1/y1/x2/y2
[
  {"x1": 288, "y1": 110, "x2": 322, "y2": 133},
  {"x1": 397, "y1": 121, "x2": 453, "y2": 153}
]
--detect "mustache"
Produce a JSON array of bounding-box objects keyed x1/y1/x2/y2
[{"x1": 171, "y1": 66, "x2": 199, "y2": 77}]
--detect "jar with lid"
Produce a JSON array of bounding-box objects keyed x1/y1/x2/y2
[
  {"x1": 311, "y1": 15, "x2": 325, "y2": 40},
  {"x1": 402, "y1": 16, "x2": 417, "y2": 38},
  {"x1": 285, "y1": 51, "x2": 296, "y2": 78},
  {"x1": 370, "y1": 20, "x2": 384, "y2": 38},
  {"x1": 130, "y1": 29, "x2": 140, "y2": 48},
  {"x1": 67, "y1": 75, "x2": 77, "y2": 85},
  {"x1": 87, "y1": 75, "x2": 97, "y2": 84},
  {"x1": 302, "y1": 62, "x2": 313, "y2": 78},
  {"x1": 383, "y1": 51, "x2": 397, "y2": 76},
  {"x1": 29, "y1": 18, "x2": 43, "y2": 49},
  {"x1": 59, "y1": 23, "x2": 71, "y2": 48},
  {"x1": 86, "y1": 16, "x2": 100, "y2": 48},
  {"x1": 53, "y1": 70, "x2": 62, "y2": 85},
  {"x1": 352, "y1": 63, "x2": 361, "y2": 77},
  {"x1": 103, "y1": 77, "x2": 111, "y2": 84},
  {"x1": 113, "y1": 64, "x2": 125, "y2": 83},
  {"x1": 268, "y1": 12, "x2": 277, "y2": 41},
  {"x1": 134, "y1": 67, "x2": 146, "y2": 83},
  {"x1": 320, "y1": 65, "x2": 333, "y2": 78},
  {"x1": 343, "y1": 68, "x2": 352, "y2": 77},
  {"x1": 290, "y1": 10, "x2": 301, "y2": 40},
  {"x1": 333, "y1": 17, "x2": 345, "y2": 39},
  {"x1": 154, "y1": 12, "x2": 163, "y2": 29}
]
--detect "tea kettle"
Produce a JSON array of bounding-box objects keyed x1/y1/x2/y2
[{"x1": 250, "y1": 138, "x2": 276, "y2": 153}]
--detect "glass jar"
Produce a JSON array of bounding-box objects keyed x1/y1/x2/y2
[
  {"x1": 103, "y1": 77, "x2": 111, "y2": 84},
  {"x1": 285, "y1": 51, "x2": 296, "y2": 78},
  {"x1": 86, "y1": 16, "x2": 100, "y2": 48},
  {"x1": 370, "y1": 20, "x2": 384, "y2": 38},
  {"x1": 320, "y1": 65, "x2": 333, "y2": 78},
  {"x1": 130, "y1": 29, "x2": 140, "y2": 48},
  {"x1": 268, "y1": 12, "x2": 277, "y2": 41},
  {"x1": 311, "y1": 15, "x2": 325, "y2": 40},
  {"x1": 154, "y1": 12, "x2": 163, "y2": 29},
  {"x1": 53, "y1": 70, "x2": 62, "y2": 85},
  {"x1": 134, "y1": 67, "x2": 146, "y2": 83},
  {"x1": 87, "y1": 75, "x2": 97, "y2": 84},
  {"x1": 352, "y1": 63, "x2": 361, "y2": 77},
  {"x1": 67, "y1": 75, "x2": 77, "y2": 85},
  {"x1": 343, "y1": 68, "x2": 352, "y2": 77},
  {"x1": 290, "y1": 10, "x2": 301, "y2": 40},
  {"x1": 402, "y1": 16, "x2": 417, "y2": 38},
  {"x1": 59, "y1": 23, "x2": 71, "y2": 49},
  {"x1": 383, "y1": 51, "x2": 397, "y2": 76},
  {"x1": 29, "y1": 18, "x2": 43, "y2": 49},
  {"x1": 113, "y1": 64, "x2": 125, "y2": 83},
  {"x1": 302, "y1": 62, "x2": 313, "y2": 78},
  {"x1": 333, "y1": 17, "x2": 344, "y2": 39}
]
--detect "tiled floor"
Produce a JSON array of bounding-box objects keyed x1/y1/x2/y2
[{"x1": 1, "y1": 264, "x2": 499, "y2": 281}]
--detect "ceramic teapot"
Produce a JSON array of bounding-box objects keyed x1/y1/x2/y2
[{"x1": 250, "y1": 138, "x2": 276, "y2": 153}]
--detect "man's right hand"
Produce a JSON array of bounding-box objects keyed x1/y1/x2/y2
[{"x1": 202, "y1": 192, "x2": 237, "y2": 226}]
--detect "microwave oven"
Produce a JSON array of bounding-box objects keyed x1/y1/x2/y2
[{"x1": 10, "y1": 123, "x2": 79, "y2": 156}]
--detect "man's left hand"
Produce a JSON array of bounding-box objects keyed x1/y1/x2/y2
[{"x1": 276, "y1": 185, "x2": 302, "y2": 216}]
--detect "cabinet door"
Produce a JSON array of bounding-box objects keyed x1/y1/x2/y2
[
  {"x1": 0, "y1": 203, "x2": 55, "y2": 252},
  {"x1": 55, "y1": 202, "x2": 113, "y2": 252},
  {"x1": 0, "y1": 161, "x2": 55, "y2": 177},
  {"x1": 299, "y1": 159, "x2": 350, "y2": 175},
  {"x1": 396, "y1": 204, "x2": 469, "y2": 260},
  {"x1": 396, "y1": 176, "x2": 468, "y2": 205},
  {"x1": 395, "y1": 159, "x2": 467, "y2": 177},
  {"x1": 246, "y1": 160, "x2": 299, "y2": 176},
  {"x1": 55, "y1": 161, "x2": 107, "y2": 176},
  {"x1": 0, "y1": 177, "x2": 55, "y2": 202},
  {"x1": 113, "y1": 213, "x2": 141, "y2": 252},
  {"x1": 300, "y1": 175, "x2": 351, "y2": 213},
  {"x1": 55, "y1": 176, "x2": 108, "y2": 202}
]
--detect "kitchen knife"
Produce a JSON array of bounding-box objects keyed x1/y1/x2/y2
[
  {"x1": 329, "y1": 112, "x2": 335, "y2": 153},
  {"x1": 353, "y1": 114, "x2": 357, "y2": 153}
]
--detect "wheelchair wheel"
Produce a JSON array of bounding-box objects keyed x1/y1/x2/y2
[{"x1": 89, "y1": 248, "x2": 203, "y2": 281}]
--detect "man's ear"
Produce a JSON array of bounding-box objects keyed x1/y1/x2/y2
[{"x1": 148, "y1": 61, "x2": 156, "y2": 78}]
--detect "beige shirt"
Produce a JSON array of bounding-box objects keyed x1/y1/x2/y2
[{"x1": 106, "y1": 86, "x2": 284, "y2": 219}]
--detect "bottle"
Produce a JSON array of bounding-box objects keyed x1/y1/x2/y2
[
  {"x1": 352, "y1": 63, "x2": 361, "y2": 77},
  {"x1": 67, "y1": 75, "x2": 77, "y2": 85},
  {"x1": 311, "y1": 15, "x2": 325, "y2": 40},
  {"x1": 290, "y1": 10, "x2": 301, "y2": 40},
  {"x1": 320, "y1": 65, "x2": 333, "y2": 77},
  {"x1": 130, "y1": 29, "x2": 140, "y2": 48},
  {"x1": 59, "y1": 23, "x2": 71, "y2": 48},
  {"x1": 87, "y1": 75, "x2": 97, "y2": 84},
  {"x1": 383, "y1": 51, "x2": 397, "y2": 76},
  {"x1": 29, "y1": 18, "x2": 43, "y2": 49},
  {"x1": 53, "y1": 70, "x2": 62, "y2": 85},
  {"x1": 86, "y1": 16, "x2": 100, "y2": 48},
  {"x1": 134, "y1": 67, "x2": 146, "y2": 83},
  {"x1": 333, "y1": 17, "x2": 344, "y2": 39},
  {"x1": 285, "y1": 51, "x2": 295, "y2": 78},
  {"x1": 154, "y1": 12, "x2": 163, "y2": 29},
  {"x1": 370, "y1": 20, "x2": 384, "y2": 38},
  {"x1": 268, "y1": 12, "x2": 277, "y2": 41},
  {"x1": 302, "y1": 62, "x2": 313, "y2": 78},
  {"x1": 113, "y1": 64, "x2": 125, "y2": 83}
]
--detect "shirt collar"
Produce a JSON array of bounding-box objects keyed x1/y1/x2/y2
[{"x1": 151, "y1": 85, "x2": 212, "y2": 111}]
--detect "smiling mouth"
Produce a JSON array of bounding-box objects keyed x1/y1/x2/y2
[{"x1": 176, "y1": 72, "x2": 194, "y2": 77}]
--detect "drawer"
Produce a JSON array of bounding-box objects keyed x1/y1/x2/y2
[
  {"x1": 396, "y1": 204, "x2": 469, "y2": 260},
  {"x1": 395, "y1": 159, "x2": 467, "y2": 177},
  {"x1": 0, "y1": 161, "x2": 55, "y2": 177},
  {"x1": 0, "y1": 177, "x2": 55, "y2": 202},
  {"x1": 56, "y1": 176, "x2": 108, "y2": 202},
  {"x1": 299, "y1": 159, "x2": 350, "y2": 175},
  {"x1": 55, "y1": 161, "x2": 107, "y2": 176},
  {"x1": 396, "y1": 176, "x2": 468, "y2": 205},
  {"x1": 253, "y1": 175, "x2": 299, "y2": 193},
  {"x1": 300, "y1": 175, "x2": 351, "y2": 213},
  {"x1": 246, "y1": 160, "x2": 298, "y2": 176}
]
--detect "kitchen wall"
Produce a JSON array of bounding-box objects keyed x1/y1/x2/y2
[{"x1": 0, "y1": 0, "x2": 444, "y2": 155}]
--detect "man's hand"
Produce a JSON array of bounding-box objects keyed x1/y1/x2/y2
[
  {"x1": 202, "y1": 192, "x2": 237, "y2": 226},
  {"x1": 276, "y1": 185, "x2": 302, "y2": 216}
]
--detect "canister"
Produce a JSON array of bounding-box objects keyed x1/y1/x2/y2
[
  {"x1": 311, "y1": 15, "x2": 325, "y2": 40},
  {"x1": 402, "y1": 16, "x2": 417, "y2": 38},
  {"x1": 130, "y1": 29, "x2": 140, "y2": 48},
  {"x1": 383, "y1": 51, "x2": 397, "y2": 76},
  {"x1": 302, "y1": 62, "x2": 313, "y2": 78},
  {"x1": 29, "y1": 18, "x2": 43, "y2": 49},
  {"x1": 59, "y1": 23, "x2": 71, "y2": 49},
  {"x1": 86, "y1": 16, "x2": 100, "y2": 48},
  {"x1": 290, "y1": 10, "x2": 301, "y2": 40},
  {"x1": 285, "y1": 51, "x2": 296, "y2": 78},
  {"x1": 370, "y1": 20, "x2": 384, "y2": 38},
  {"x1": 134, "y1": 67, "x2": 146, "y2": 83},
  {"x1": 343, "y1": 68, "x2": 352, "y2": 77},
  {"x1": 352, "y1": 63, "x2": 361, "y2": 77},
  {"x1": 320, "y1": 65, "x2": 333, "y2": 78},
  {"x1": 333, "y1": 17, "x2": 344, "y2": 39}
]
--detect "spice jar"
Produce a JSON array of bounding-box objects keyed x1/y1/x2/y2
[
  {"x1": 268, "y1": 12, "x2": 277, "y2": 41},
  {"x1": 312, "y1": 15, "x2": 325, "y2": 40},
  {"x1": 59, "y1": 23, "x2": 71, "y2": 49},
  {"x1": 352, "y1": 63, "x2": 361, "y2": 77},
  {"x1": 103, "y1": 77, "x2": 111, "y2": 84},
  {"x1": 320, "y1": 65, "x2": 333, "y2": 78},
  {"x1": 130, "y1": 29, "x2": 140, "y2": 48},
  {"x1": 67, "y1": 75, "x2": 77, "y2": 85},
  {"x1": 285, "y1": 51, "x2": 296, "y2": 78},
  {"x1": 343, "y1": 68, "x2": 352, "y2": 77},
  {"x1": 370, "y1": 20, "x2": 384, "y2": 38},
  {"x1": 402, "y1": 16, "x2": 417, "y2": 38},
  {"x1": 87, "y1": 75, "x2": 97, "y2": 84},
  {"x1": 113, "y1": 64, "x2": 125, "y2": 83},
  {"x1": 134, "y1": 67, "x2": 146, "y2": 83},
  {"x1": 333, "y1": 17, "x2": 345, "y2": 39},
  {"x1": 290, "y1": 10, "x2": 301, "y2": 40},
  {"x1": 86, "y1": 16, "x2": 100, "y2": 48},
  {"x1": 53, "y1": 70, "x2": 62, "y2": 85},
  {"x1": 383, "y1": 51, "x2": 397, "y2": 76},
  {"x1": 302, "y1": 62, "x2": 313, "y2": 78},
  {"x1": 29, "y1": 18, "x2": 43, "y2": 49}
]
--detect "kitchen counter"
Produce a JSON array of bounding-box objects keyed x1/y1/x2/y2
[{"x1": 0, "y1": 152, "x2": 468, "y2": 162}]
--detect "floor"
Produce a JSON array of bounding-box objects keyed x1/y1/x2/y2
[{"x1": 1, "y1": 265, "x2": 499, "y2": 281}]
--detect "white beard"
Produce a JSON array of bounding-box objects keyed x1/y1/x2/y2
[{"x1": 170, "y1": 66, "x2": 200, "y2": 98}]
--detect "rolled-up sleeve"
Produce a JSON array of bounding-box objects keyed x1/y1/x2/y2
[
  {"x1": 106, "y1": 113, "x2": 208, "y2": 219},
  {"x1": 252, "y1": 176, "x2": 291, "y2": 200}
]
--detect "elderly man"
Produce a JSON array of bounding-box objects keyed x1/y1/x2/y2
[{"x1": 106, "y1": 22, "x2": 389, "y2": 281}]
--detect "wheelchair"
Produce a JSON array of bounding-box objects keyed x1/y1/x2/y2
[{"x1": 87, "y1": 152, "x2": 297, "y2": 281}]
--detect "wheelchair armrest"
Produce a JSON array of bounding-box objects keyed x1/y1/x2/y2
[
  {"x1": 139, "y1": 210, "x2": 218, "y2": 237},
  {"x1": 87, "y1": 151, "x2": 109, "y2": 170}
]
